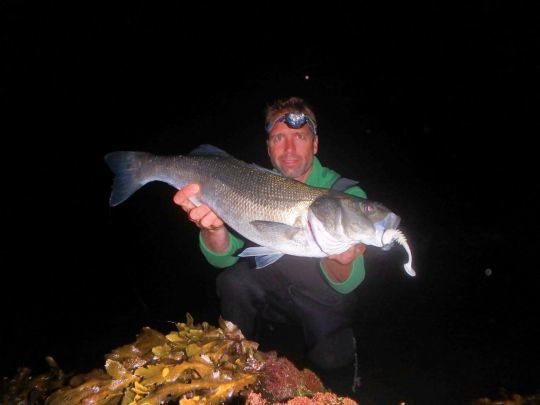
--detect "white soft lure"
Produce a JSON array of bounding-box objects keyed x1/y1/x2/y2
[{"x1": 382, "y1": 229, "x2": 416, "y2": 276}]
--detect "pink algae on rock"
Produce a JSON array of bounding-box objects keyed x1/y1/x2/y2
[
  {"x1": 247, "y1": 391, "x2": 359, "y2": 405},
  {"x1": 257, "y1": 353, "x2": 326, "y2": 401}
]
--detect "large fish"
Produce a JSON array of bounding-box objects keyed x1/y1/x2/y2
[{"x1": 105, "y1": 145, "x2": 415, "y2": 276}]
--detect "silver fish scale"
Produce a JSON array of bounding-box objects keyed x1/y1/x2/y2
[
  {"x1": 162, "y1": 154, "x2": 328, "y2": 252},
  {"x1": 107, "y1": 150, "x2": 415, "y2": 272}
]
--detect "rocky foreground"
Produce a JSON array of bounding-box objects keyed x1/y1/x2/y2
[{"x1": 1, "y1": 315, "x2": 358, "y2": 404}]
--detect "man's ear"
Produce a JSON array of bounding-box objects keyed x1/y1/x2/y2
[{"x1": 313, "y1": 135, "x2": 319, "y2": 154}]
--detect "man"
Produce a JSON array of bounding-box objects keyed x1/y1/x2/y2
[{"x1": 173, "y1": 97, "x2": 367, "y2": 378}]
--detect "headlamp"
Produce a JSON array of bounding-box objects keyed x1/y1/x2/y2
[{"x1": 266, "y1": 112, "x2": 317, "y2": 134}]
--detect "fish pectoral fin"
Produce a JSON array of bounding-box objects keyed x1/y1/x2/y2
[
  {"x1": 237, "y1": 247, "x2": 285, "y2": 269},
  {"x1": 250, "y1": 220, "x2": 302, "y2": 240}
]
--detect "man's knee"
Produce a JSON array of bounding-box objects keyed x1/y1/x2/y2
[
  {"x1": 306, "y1": 327, "x2": 356, "y2": 370},
  {"x1": 215, "y1": 262, "x2": 252, "y2": 298}
]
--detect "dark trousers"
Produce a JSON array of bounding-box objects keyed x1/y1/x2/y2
[{"x1": 215, "y1": 256, "x2": 361, "y2": 370}]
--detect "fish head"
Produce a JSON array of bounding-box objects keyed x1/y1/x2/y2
[{"x1": 308, "y1": 193, "x2": 401, "y2": 253}]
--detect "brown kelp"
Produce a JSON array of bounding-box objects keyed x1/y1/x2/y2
[
  {"x1": 46, "y1": 314, "x2": 262, "y2": 404},
  {"x1": 2, "y1": 315, "x2": 359, "y2": 404}
]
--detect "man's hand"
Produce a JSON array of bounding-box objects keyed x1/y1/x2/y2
[
  {"x1": 322, "y1": 243, "x2": 366, "y2": 282},
  {"x1": 173, "y1": 184, "x2": 230, "y2": 253},
  {"x1": 173, "y1": 184, "x2": 224, "y2": 231},
  {"x1": 328, "y1": 243, "x2": 366, "y2": 265}
]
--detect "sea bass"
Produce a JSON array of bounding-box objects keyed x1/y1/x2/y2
[{"x1": 105, "y1": 145, "x2": 415, "y2": 276}]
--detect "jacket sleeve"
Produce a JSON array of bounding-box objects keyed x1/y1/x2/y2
[
  {"x1": 344, "y1": 184, "x2": 367, "y2": 199},
  {"x1": 198, "y1": 231, "x2": 245, "y2": 268}
]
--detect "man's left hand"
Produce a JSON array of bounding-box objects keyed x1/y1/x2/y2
[
  {"x1": 321, "y1": 243, "x2": 366, "y2": 283},
  {"x1": 328, "y1": 243, "x2": 366, "y2": 265}
]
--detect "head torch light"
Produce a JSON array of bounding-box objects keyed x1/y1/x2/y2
[{"x1": 265, "y1": 112, "x2": 317, "y2": 134}]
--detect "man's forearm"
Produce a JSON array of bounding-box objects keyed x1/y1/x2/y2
[{"x1": 201, "y1": 227, "x2": 230, "y2": 253}]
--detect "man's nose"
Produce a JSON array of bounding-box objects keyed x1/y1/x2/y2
[{"x1": 284, "y1": 136, "x2": 295, "y2": 152}]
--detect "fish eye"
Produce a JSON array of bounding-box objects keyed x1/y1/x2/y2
[{"x1": 361, "y1": 202, "x2": 376, "y2": 215}]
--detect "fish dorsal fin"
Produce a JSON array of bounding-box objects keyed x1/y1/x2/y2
[
  {"x1": 189, "y1": 144, "x2": 230, "y2": 157},
  {"x1": 248, "y1": 163, "x2": 283, "y2": 176}
]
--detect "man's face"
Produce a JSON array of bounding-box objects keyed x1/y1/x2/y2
[{"x1": 267, "y1": 119, "x2": 318, "y2": 183}]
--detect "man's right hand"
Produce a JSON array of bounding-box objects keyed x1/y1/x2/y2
[
  {"x1": 173, "y1": 184, "x2": 225, "y2": 231},
  {"x1": 173, "y1": 184, "x2": 230, "y2": 253}
]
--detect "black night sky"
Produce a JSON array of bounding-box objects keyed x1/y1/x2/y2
[{"x1": 1, "y1": 2, "x2": 537, "y2": 404}]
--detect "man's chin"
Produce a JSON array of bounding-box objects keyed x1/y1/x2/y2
[
  {"x1": 277, "y1": 161, "x2": 300, "y2": 173},
  {"x1": 279, "y1": 167, "x2": 302, "y2": 179}
]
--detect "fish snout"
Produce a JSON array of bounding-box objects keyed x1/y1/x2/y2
[
  {"x1": 377, "y1": 212, "x2": 401, "y2": 250},
  {"x1": 385, "y1": 212, "x2": 401, "y2": 230}
]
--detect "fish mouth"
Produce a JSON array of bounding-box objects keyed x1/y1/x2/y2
[{"x1": 374, "y1": 212, "x2": 401, "y2": 250}]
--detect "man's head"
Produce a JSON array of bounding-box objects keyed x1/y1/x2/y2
[{"x1": 265, "y1": 97, "x2": 319, "y2": 183}]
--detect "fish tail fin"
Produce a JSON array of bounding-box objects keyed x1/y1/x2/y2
[{"x1": 104, "y1": 151, "x2": 152, "y2": 206}]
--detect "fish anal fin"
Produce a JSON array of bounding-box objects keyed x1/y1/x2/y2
[
  {"x1": 237, "y1": 247, "x2": 285, "y2": 269},
  {"x1": 254, "y1": 254, "x2": 284, "y2": 268}
]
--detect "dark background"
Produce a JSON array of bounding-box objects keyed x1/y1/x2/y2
[{"x1": 1, "y1": 2, "x2": 537, "y2": 404}]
